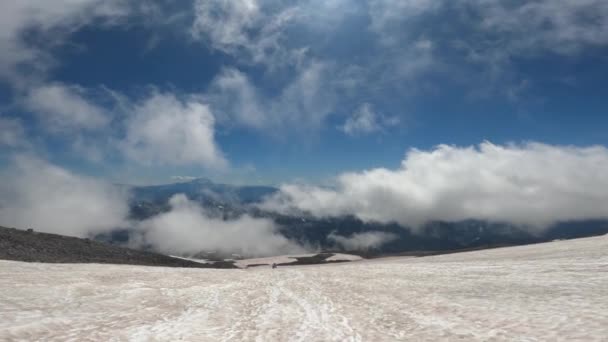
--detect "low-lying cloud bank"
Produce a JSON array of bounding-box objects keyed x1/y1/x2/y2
[
  {"x1": 0, "y1": 156, "x2": 304, "y2": 257},
  {"x1": 133, "y1": 194, "x2": 306, "y2": 257},
  {"x1": 328, "y1": 232, "x2": 397, "y2": 251},
  {"x1": 4, "y1": 141, "x2": 608, "y2": 257},
  {"x1": 261, "y1": 142, "x2": 608, "y2": 231},
  {"x1": 0, "y1": 156, "x2": 129, "y2": 237}
]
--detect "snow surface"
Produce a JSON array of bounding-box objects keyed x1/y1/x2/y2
[
  {"x1": 169, "y1": 255, "x2": 212, "y2": 264},
  {"x1": 235, "y1": 254, "x2": 312, "y2": 268},
  {"x1": 1, "y1": 236, "x2": 607, "y2": 341},
  {"x1": 325, "y1": 253, "x2": 363, "y2": 262}
]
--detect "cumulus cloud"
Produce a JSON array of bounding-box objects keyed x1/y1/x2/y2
[
  {"x1": 23, "y1": 83, "x2": 109, "y2": 131},
  {"x1": 341, "y1": 103, "x2": 399, "y2": 136},
  {"x1": 0, "y1": 155, "x2": 129, "y2": 237},
  {"x1": 261, "y1": 142, "x2": 608, "y2": 231},
  {"x1": 122, "y1": 92, "x2": 227, "y2": 168},
  {"x1": 328, "y1": 231, "x2": 397, "y2": 251},
  {"x1": 135, "y1": 194, "x2": 306, "y2": 257}
]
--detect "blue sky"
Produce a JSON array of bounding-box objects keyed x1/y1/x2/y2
[{"x1": 0, "y1": 0, "x2": 607, "y2": 186}]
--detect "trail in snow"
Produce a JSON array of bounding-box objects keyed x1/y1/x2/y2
[{"x1": 1, "y1": 235, "x2": 607, "y2": 341}]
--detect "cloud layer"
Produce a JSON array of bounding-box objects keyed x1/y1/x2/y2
[
  {"x1": 135, "y1": 194, "x2": 306, "y2": 257},
  {"x1": 23, "y1": 83, "x2": 109, "y2": 132},
  {"x1": 0, "y1": 156, "x2": 129, "y2": 237},
  {"x1": 0, "y1": 118, "x2": 26, "y2": 147},
  {"x1": 262, "y1": 142, "x2": 608, "y2": 230},
  {"x1": 0, "y1": 156, "x2": 304, "y2": 257},
  {"x1": 328, "y1": 231, "x2": 397, "y2": 251}
]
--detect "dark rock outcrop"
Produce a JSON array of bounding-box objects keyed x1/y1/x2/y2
[{"x1": 0, "y1": 226, "x2": 236, "y2": 268}]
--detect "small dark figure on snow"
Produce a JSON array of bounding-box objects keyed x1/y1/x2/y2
[{"x1": 271, "y1": 263, "x2": 277, "y2": 269}]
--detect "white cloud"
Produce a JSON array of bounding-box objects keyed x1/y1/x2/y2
[
  {"x1": 209, "y1": 68, "x2": 267, "y2": 129},
  {"x1": 0, "y1": 155, "x2": 129, "y2": 237},
  {"x1": 0, "y1": 0, "x2": 129, "y2": 85},
  {"x1": 135, "y1": 194, "x2": 306, "y2": 257},
  {"x1": 209, "y1": 62, "x2": 335, "y2": 132},
  {"x1": 23, "y1": 83, "x2": 109, "y2": 131},
  {"x1": 469, "y1": 0, "x2": 608, "y2": 57},
  {"x1": 261, "y1": 142, "x2": 608, "y2": 231},
  {"x1": 191, "y1": 1, "x2": 433, "y2": 133},
  {"x1": 275, "y1": 62, "x2": 334, "y2": 129},
  {"x1": 342, "y1": 104, "x2": 379, "y2": 136},
  {"x1": 190, "y1": 0, "x2": 364, "y2": 69},
  {"x1": 0, "y1": 1, "x2": 131, "y2": 160},
  {"x1": 192, "y1": 1, "x2": 429, "y2": 134},
  {"x1": 328, "y1": 231, "x2": 397, "y2": 251},
  {"x1": 0, "y1": 117, "x2": 26, "y2": 147},
  {"x1": 369, "y1": 0, "x2": 608, "y2": 58},
  {"x1": 170, "y1": 176, "x2": 199, "y2": 182},
  {"x1": 0, "y1": 1, "x2": 144, "y2": 166},
  {"x1": 341, "y1": 103, "x2": 398, "y2": 136},
  {"x1": 365, "y1": 0, "x2": 608, "y2": 98},
  {"x1": 368, "y1": 0, "x2": 438, "y2": 44},
  {"x1": 369, "y1": 0, "x2": 608, "y2": 83},
  {"x1": 122, "y1": 92, "x2": 227, "y2": 168},
  {"x1": 191, "y1": 0, "x2": 260, "y2": 49},
  {"x1": 190, "y1": 0, "x2": 299, "y2": 67}
]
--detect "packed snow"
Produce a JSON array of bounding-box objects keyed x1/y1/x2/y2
[{"x1": 1, "y1": 236, "x2": 607, "y2": 341}]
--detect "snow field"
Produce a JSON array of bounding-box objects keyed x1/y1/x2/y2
[{"x1": 0, "y1": 235, "x2": 606, "y2": 341}]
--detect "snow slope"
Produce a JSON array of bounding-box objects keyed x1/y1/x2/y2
[{"x1": 1, "y1": 235, "x2": 607, "y2": 341}]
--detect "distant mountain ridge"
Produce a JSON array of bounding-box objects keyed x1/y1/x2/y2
[{"x1": 130, "y1": 178, "x2": 277, "y2": 206}]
